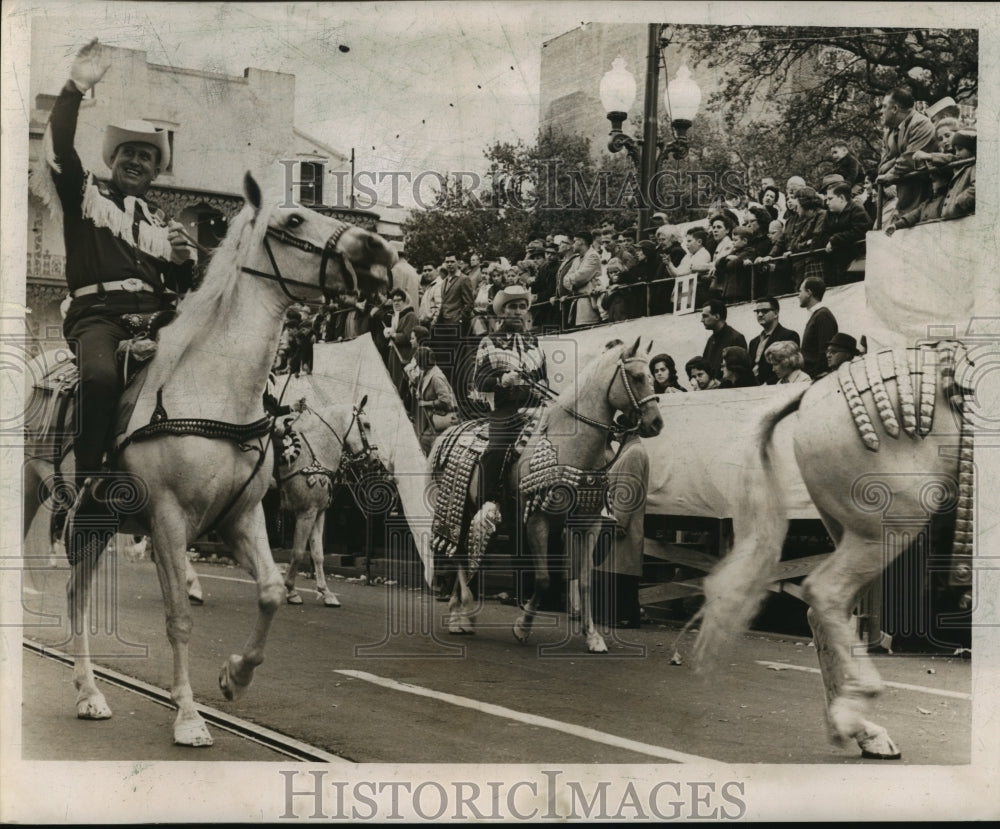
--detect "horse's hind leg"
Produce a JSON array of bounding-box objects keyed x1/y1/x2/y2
[
  {"x1": 217, "y1": 504, "x2": 284, "y2": 703},
  {"x1": 513, "y1": 513, "x2": 550, "y2": 643},
  {"x1": 310, "y1": 510, "x2": 340, "y2": 607},
  {"x1": 283, "y1": 508, "x2": 316, "y2": 605},
  {"x1": 67, "y1": 555, "x2": 112, "y2": 720},
  {"x1": 148, "y1": 513, "x2": 213, "y2": 746},
  {"x1": 803, "y1": 528, "x2": 900, "y2": 759}
]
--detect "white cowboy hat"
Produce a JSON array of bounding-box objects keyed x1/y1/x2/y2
[
  {"x1": 102, "y1": 120, "x2": 171, "y2": 170},
  {"x1": 926, "y1": 96, "x2": 958, "y2": 120},
  {"x1": 492, "y1": 284, "x2": 531, "y2": 317}
]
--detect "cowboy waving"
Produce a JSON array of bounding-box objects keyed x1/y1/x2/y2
[{"x1": 39, "y1": 38, "x2": 196, "y2": 559}]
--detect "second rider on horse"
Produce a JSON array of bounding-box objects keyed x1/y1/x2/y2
[{"x1": 471, "y1": 284, "x2": 549, "y2": 529}]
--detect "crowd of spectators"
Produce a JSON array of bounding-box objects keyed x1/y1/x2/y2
[{"x1": 270, "y1": 91, "x2": 975, "y2": 446}]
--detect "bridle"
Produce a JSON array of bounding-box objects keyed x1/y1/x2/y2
[
  {"x1": 521, "y1": 354, "x2": 659, "y2": 435},
  {"x1": 568, "y1": 355, "x2": 659, "y2": 433},
  {"x1": 241, "y1": 222, "x2": 357, "y2": 303}
]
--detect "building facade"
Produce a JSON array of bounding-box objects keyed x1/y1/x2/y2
[{"x1": 26, "y1": 38, "x2": 373, "y2": 349}]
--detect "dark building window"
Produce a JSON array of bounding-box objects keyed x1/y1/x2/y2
[{"x1": 299, "y1": 161, "x2": 324, "y2": 206}]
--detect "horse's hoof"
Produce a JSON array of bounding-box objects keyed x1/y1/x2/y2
[
  {"x1": 76, "y1": 693, "x2": 112, "y2": 720},
  {"x1": 858, "y1": 727, "x2": 901, "y2": 760},
  {"x1": 219, "y1": 655, "x2": 251, "y2": 702},
  {"x1": 586, "y1": 635, "x2": 608, "y2": 654},
  {"x1": 512, "y1": 620, "x2": 530, "y2": 643},
  {"x1": 321, "y1": 593, "x2": 341, "y2": 607},
  {"x1": 448, "y1": 616, "x2": 475, "y2": 635},
  {"x1": 286, "y1": 591, "x2": 303, "y2": 605},
  {"x1": 174, "y1": 718, "x2": 214, "y2": 747}
]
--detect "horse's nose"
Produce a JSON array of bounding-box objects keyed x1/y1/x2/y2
[{"x1": 649, "y1": 413, "x2": 664, "y2": 435}]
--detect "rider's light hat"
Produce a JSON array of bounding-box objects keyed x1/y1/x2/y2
[
  {"x1": 103, "y1": 120, "x2": 171, "y2": 170},
  {"x1": 493, "y1": 284, "x2": 531, "y2": 316}
]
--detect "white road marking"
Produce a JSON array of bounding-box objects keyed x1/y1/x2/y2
[
  {"x1": 337, "y1": 669, "x2": 728, "y2": 766},
  {"x1": 755, "y1": 661, "x2": 971, "y2": 700},
  {"x1": 193, "y1": 571, "x2": 338, "y2": 598}
]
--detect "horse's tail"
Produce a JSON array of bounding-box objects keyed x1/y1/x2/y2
[{"x1": 691, "y1": 387, "x2": 809, "y2": 671}]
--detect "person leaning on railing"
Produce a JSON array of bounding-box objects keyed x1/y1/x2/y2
[
  {"x1": 884, "y1": 132, "x2": 976, "y2": 233},
  {"x1": 884, "y1": 166, "x2": 951, "y2": 236},
  {"x1": 940, "y1": 130, "x2": 976, "y2": 220}
]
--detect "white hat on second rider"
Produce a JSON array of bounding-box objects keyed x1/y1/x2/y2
[{"x1": 492, "y1": 284, "x2": 531, "y2": 317}]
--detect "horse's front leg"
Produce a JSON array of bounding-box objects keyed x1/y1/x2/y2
[
  {"x1": 217, "y1": 504, "x2": 285, "y2": 703},
  {"x1": 310, "y1": 510, "x2": 340, "y2": 607},
  {"x1": 572, "y1": 520, "x2": 607, "y2": 653},
  {"x1": 283, "y1": 506, "x2": 317, "y2": 605},
  {"x1": 513, "y1": 513, "x2": 550, "y2": 643},
  {"x1": 148, "y1": 513, "x2": 212, "y2": 746},
  {"x1": 66, "y1": 554, "x2": 112, "y2": 721}
]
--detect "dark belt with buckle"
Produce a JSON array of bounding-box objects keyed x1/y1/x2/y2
[{"x1": 71, "y1": 278, "x2": 155, "y2": 299}]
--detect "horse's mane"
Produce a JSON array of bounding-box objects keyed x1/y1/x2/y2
[
  {"x1": 553, "y1": 342, "x2": 624, "y2": 410},
  {"x1": 150, "y1": 200, "x2": 271, "y2": 383}
]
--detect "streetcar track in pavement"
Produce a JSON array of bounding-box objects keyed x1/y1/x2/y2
[
  {"x1": 337, "y1": 669, "x2": 728, "y2": 766},
  {"x1": 23, "y1": 638, "x2": 350, "y2": 763}
]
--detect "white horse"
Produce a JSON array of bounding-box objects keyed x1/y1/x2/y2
[
  {"x1": 273, "y1": 397, "x2": 392, "y2": 606},
  {"x1": 692, "y1": 343, "x2": 979, "y2": 759},
  {"x1": 429, "y1": 338, "x2": 663, "y2": 652},
  {"x1": 22, "y1": 173, "x2": 395, "y2": 746}
]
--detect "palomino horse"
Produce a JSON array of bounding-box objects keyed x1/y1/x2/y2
[
  {"x1": 692, "y1": 342, "x2": 979, "y2": 759},
  {"x1": 273, "y1": 395, "x2": 394, "y2": 606},
  {"x1": 22, "y1": 173, "x2": 395, "y2": 746},
  {"x1": 429, "y1": 338, "x2": 663, "y2": 652}
]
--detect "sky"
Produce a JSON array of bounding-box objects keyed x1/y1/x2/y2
[
  {"x1": 21, "y1": 1, "x2": 584, "y2": 216},
  {"x1": 9, "y1": 0, "x2": 996, "y2": 218}
]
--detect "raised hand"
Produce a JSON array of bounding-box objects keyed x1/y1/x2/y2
[{"x1": 70, "y1": 38, "x2": 112, "y2": 92}]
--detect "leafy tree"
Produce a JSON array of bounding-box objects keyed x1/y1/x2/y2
[
  {"x1": 404, "y1": 127, "x2": 643, "y2": 263},
  {"x1": 400, "y1": 173, "x2": 531, "y2": 266},
  {"x1": 680, "y1": 25, "x2": 978, "y2": 189}
]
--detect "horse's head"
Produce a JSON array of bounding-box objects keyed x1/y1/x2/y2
[
  {"x1": 241, "y1": 172, "x2": 396, "y2": 303},
  {"x1": 607, "y1": 338, "x2": 663, "y2": 438}
]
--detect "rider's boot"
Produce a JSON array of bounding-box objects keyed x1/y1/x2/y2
[{"x1": 62, "y1": 475, "x2": 123, "y2": 566}]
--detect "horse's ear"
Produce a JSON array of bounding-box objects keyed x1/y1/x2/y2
[
  {"x1": 646, "y1": 340, "x2": 653, "y2": 355},
  {"x1": 358, "y1": 394, "x2": 369, "y2": 412},
  {"x1": 627, "y1": 336, "x2": 641, "y2": 358},
  {"x1": 244, "y1": 172, "x2": 262, "y2": 215}
]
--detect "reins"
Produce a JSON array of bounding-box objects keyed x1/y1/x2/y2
[{"x1": 518, "y1": 354, "x2": 658, "y2": 436}]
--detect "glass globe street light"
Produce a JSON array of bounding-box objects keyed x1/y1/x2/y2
[{"x1": 601, "y1": 25, "x2": 702, "y2": 240}]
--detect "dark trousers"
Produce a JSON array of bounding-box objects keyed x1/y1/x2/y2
[
  {"x1": 479, "y1": 407, "x2": 525, "y2": 504},
  {"x1": 64, "y1": 312, "x2": 132, "y2": 478}
]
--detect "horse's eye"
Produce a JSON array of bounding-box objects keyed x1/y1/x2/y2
[{"x1": 286, "y1": 214, "x2": 304, "y2": 229}]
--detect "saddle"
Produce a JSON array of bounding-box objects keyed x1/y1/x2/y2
[
  {"x1": 26, "y1": 311, "x2": 175, "y2": 468},
  {"x1": 430, "y1": 411, "x2": 541, "y2": 564}
]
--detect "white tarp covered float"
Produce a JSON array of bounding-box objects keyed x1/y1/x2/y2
[{"x1": 295, "y1": 218, "x2": 1000, "y2": 586}]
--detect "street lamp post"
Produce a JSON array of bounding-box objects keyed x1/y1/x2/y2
[{"x1": 600, "y1": 24, "x2": 702, "y2": 241}]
